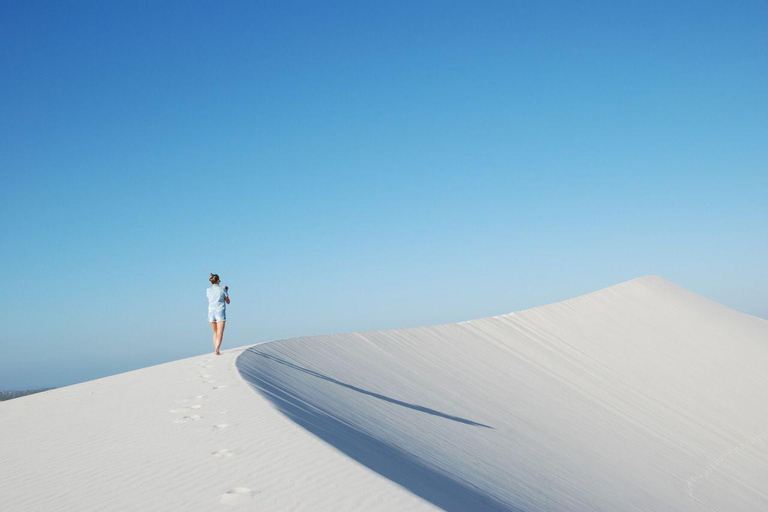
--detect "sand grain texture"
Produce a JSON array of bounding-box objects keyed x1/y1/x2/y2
[
  {"x1": 2, "y1": 276, "x2": 767, "y2": 511},
  {"x1": 239, "y1": 276, "x2": 768, "y2": 511},
  {"x1": 0, "y1": 349, "x2": 436, "y2": 511}
]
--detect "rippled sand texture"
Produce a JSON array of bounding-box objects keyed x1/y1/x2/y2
[
  {"x1": 2, "y1": 276, "x2": 766, "y2": 511},
  {"x1": 237, "y1": 276, "x2": 768, "y2": 512}
]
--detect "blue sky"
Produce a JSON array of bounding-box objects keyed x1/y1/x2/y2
[{"x1": 1, "y1": 1, "x2": 766, "y2": 389}]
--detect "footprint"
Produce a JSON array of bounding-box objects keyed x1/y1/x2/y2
[
  {"x1": 169, "y1": 405, "x2": 202, "y2": 413},
  {"x1": 201, "y1": 374, "x2": 212, "y2": 378},
  {"x1": 220, "y1": 487, "x2": 259, "y2": 504},
  {"x1": 213, "y1": 385, "x2": 228, "y2": 390},
  {"x1": 173, "y1": 415, "x2": 202, "y2": 423},
  {"x1": 212, "y1": 423, "x2": 229, "y2": 431},
  {"x1": 212, "y1": 449, "x2": 233, "y2": 458},
  {"x1": 195, "y1": 395, "x2": 208, "y2": 399},
  {"x1": 203, "y1": 380, "x2": 217, "y2": 384}
]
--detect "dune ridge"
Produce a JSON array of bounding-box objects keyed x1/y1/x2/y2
[
  {"x1": 236, "y1": 276, "x2": 768, "y2": 512},
  {"x1": 2, "y1": 276, "x2": 766, "y2": 511}
]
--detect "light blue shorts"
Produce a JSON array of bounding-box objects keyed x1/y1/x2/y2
[{"x1": 208, "y1": 309, "x2": 226, "y2": 322}]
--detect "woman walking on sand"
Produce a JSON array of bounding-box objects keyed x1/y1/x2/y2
[{"x1": 207, "y1": 273, "x2": 230, "y2": 355}]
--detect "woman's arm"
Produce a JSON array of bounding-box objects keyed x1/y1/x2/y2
[{"x1": 224, "y1": 286, "x2": 230, "y2": 304}]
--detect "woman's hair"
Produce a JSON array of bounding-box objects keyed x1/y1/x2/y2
[{"x1": 209, "y1": 273, "x2": 220, "y2": 285}]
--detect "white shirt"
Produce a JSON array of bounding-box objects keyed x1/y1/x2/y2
[{"x1": 206, "y1": 284, "x2": 228, "y2": 311}]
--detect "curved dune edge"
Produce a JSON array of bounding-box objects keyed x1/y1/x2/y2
[{"x1": 236, "y1": 276, "x2": 768, "y2": 512}]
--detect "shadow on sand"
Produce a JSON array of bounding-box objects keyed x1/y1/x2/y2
[
  {"x1": 252, "y1": 351, "x2": 493, "y2": 429},
  {"x1": 236, "y1": 346, "x2": 514, "y2": 512}
]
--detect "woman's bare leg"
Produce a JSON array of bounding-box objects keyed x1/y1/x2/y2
[
  {"x1": 214, "y1": 321, "x2": 226, "y2": 355},
  {"x1": 210, "y1": 322, "x2": 217, "y2": 353}
]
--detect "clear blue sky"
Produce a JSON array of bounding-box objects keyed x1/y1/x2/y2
[{"x1": 1, "y1": 1, "x2": 766, "y2": 389}]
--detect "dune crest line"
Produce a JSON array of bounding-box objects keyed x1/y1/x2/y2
[{"x1": 237, "y1": 276, "x2": 768, "y2": 512}]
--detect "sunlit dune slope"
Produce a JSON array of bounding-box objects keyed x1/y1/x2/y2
[{"x1": 237, "y1": 276, "x2": 768, "y2": 512}]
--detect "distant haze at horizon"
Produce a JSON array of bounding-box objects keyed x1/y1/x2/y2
[{"x1": 1, "y1": 1, "x2": 766, "y2": 389}]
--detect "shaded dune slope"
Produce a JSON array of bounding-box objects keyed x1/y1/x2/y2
[{"x1": 236, "y1": 276, "x2": 768, "y2": 512}]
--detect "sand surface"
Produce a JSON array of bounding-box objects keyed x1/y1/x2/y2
[
  {"x1": 0, "y1": 348, "x2": 436, "y2": 511},
  {"x1": 237, "y1": 276, "x2": 768, "y2": 511},
  {"x1": 2, "y1": 276, "x2": 767, "y2": 511}
]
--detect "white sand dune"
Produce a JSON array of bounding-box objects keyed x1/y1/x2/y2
[
  {"x1": 0, "y1": 353, "x2": 437, "y2": 511},
  {"x1": 236, "y1": 276, "x2": 768, "y2": 511},
  {"x1": 2, "y1": 276, "x2": 767, "y2": 511}
]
